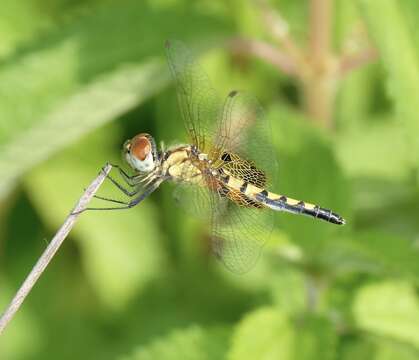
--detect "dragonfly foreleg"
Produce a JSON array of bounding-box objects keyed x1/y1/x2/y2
[
  {"x1": 92, "y1": 194, "x2": 131, "y2": 205},
  {"x1": 73, "y1": 180, "x2": 162, "y2": 213},
  {"x1": 138, "y1": 170, "x2": 160, "y2": 187},
  {"x1": 139, "y1": 171, "x2": 157, "y2": 184},
  {"x1": 92, "y1": 184, "x2": 140, "y2": 202},
  {"x1": 109, "y1": 163, "x2": 144, "y2": 186},
  {"x1": 104, "y1": 174, "x2": 139, "y2": 197}
]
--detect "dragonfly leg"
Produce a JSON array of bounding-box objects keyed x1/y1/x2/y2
[
  {"x1": 109, "y1": 163, "x2": 144, "y2": 186},
  {"x1": 73, "y1": 180, "x2": 161, "y2": 213},
  {"x1": 105, "y1": 173, "x2": 140, "y2": 197},
  {"x1": 141, "y1": 174, "x2": 158, "y2": 188},
  {"x1": 92, "y1": 194, "x2": 131, "y2": 205},
  {"x1": 139, "y1": 170, "x2": 160, "y2": 185}
]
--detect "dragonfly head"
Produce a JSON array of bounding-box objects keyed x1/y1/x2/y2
[{"x1": 123, "y1": 133, "x2": 158, "y2": 173}]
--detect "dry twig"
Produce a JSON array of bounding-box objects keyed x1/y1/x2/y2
[{"x1": 0, "y1": 164, "x2": 112, "y2": 335}]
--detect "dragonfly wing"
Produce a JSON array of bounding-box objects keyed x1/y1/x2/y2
[
  {"x1": 220, "y1": 153, "x2": 267, "y2": 188},
  {"x1": 210, "y1": 190, "x2": 274, "y2": 274},
  {"x1": 165, "y1": 40, "x2": 221, "y2": 151},
  {"x1": 173, "y1": 183, "x2": 213, "y2": 220},
  {"x1": 166, "y1": 42, "x2": 277, "y2": 273},
  {"x1": 212, "y1": 91, "x2": 278, "y2": 187},
  {"x1": 207, "y1": 91, "x2": 279, "y2": 273}
]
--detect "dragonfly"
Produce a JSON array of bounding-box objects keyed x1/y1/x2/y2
[{"x1": 84, "y1": 40, "x2": 346, "y2": 274}]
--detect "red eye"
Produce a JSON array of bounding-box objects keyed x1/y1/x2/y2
[{"x1": 131, "y1": 135, "x2": 151, "y2": 161}]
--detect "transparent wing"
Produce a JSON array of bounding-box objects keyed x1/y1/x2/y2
[
  {"x1": 210, "y1": 188, "x2": 274, "y2": 274},
  {"x1": 211, "y1": 91, "x2": 278, "y2": 188},
  {"x1": 166, "y1": 42, "x2": 277, "y2": 273},
  {"x1": 173, "y1": 169, "x2": 273, "y2": 274},
  {"x1": 165, "y1": 40, "x2": 221, "y2": 150},
  {"x1": 208, "y1": 91, "x2": 278, "y2": 273},
  {"x1": 173, "y1": 182, "x2": 213, "y2": 220}
]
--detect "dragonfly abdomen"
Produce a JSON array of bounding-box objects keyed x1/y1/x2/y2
[
  {"x1": 255, "y1": 191, "x2": 345, "y2": 225},
  {"x1": 219, "y1": 163, "x2": 345, "y2": 225}
]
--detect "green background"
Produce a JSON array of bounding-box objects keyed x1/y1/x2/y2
[{"x1": 1, "y1": 0, "x2": 419, "y2": 359}]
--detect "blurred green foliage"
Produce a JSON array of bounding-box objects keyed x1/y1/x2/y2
[{"x1": 1, "y1": 0, "x2": 419, "y2": 359}]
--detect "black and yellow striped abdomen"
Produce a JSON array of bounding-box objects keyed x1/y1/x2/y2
[
  {"x1": 221, "y1": 173, "x2": 346, "y2": 225},
  {"x1": 255, "y1": 191, "x2": 345, "y2": 225}
]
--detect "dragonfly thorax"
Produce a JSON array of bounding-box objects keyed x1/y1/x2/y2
[{"x1": 123, "y1": 133, "x2": 158, "y2": 173}]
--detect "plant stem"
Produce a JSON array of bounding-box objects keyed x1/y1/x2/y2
[
  {"x1": 309, "y1": 0, "x2": 332, "y2": 61},
  {"x1": 256, "y1": 0, "x2": 304, "y2": 69},
  {"x1": 229, "y1": 38, "x2": 298, "y2": 75},
  {"x1": 339, "y1": 47, "x2": 378, "y2": 75},
  {"x1": 303, "y1": 0, "x2": 337, "y2": 128},
  {"x1": 0, "y1": 164, "x2": 112, "y2": 335}
]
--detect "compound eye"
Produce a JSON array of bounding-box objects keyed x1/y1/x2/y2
[{"x1": 131, "y1": 135, "x2": 151, "y2": 161}]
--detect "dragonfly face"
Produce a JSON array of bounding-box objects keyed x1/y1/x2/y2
[
  {"x1": 88, "y1": 40, "x2": 345, "y2": 274},
  {"x1": 123, "y1": 133, "x2": 158, "y2": 173}
]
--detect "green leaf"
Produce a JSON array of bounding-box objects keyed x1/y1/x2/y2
[
  {"x1": 335, "y1": 117, "x2": 410, "y2": 181},
  {"x1": 228, "y1": 307, "x2": 337, "y2": 360},
  {"x1": 321, "y1": 228, "x2": 419, "y2": 281},
  {"x1": 374, "y1": 340, "x2": 419, "y2": 360},
  {"x1": 0, "y1": 0, "x2": 49, "y2": 58},
  {"x1": 352, "y1": 231, "x2": 419, "y2": 281},
  {"x1": 340, "y1": 336, "x2": 419, "y2": 360},
  {"x1": 0, "y1": 60, "x2": 168, "y2": 197},
  {"x1": 401, "y1": 0, "x2": 419, "y2": 56},
  {"x1": 0, "y1": 0, "x2": 230, "y2": 197},
  {"x1": 0, "y1": 0, "x2": 105, "y2": 58},
  {"x1": 124, "y1": 325, "x2": 231, "y2": 360},
  {"x1": 294, "y1": 314, "x2": 337, "y2": 360},
  {"x1": 353, "y1": 281, "x2": 419, "y2": 349},
  {"x1": 335, "y1": 1, "x2": 380, "y2": 129},
  {"x1": 228, "y1": 307, "x2": 293, "y2": 360},
  {"x1": 24, "y1": 126, "x2": 166, "y2": 310},
  {"x1": 357, "y1": 0, "x2": 419, "y2": 171},
  {"x1": 339, "y1": 337, "x2": 376, "y2": 360},
  {"x1": 269, "y1": 268, "x2": 306, "y2": 315}
]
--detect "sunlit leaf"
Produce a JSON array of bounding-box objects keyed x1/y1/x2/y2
[
  {"x1": 0, "y1": 0, "x2": 107, "y2": 59},
  {"x1": 228, "y1": 307, "x2": 293, "y2": 360},
  {"x1": 374, "y1": 340, "x2": 419, "y2": 360},
  {"x1": 293, "y1": 314, "x2": 337, "y2": 360},
  {"x1": 353, "y1": 281, "x2": 419, "y2": 349},
  {"x1": 335, "y1": 118, "x2": 410, "y2": 181},
  {"x1": 340, "y1": 336, "x2": 419, "y2": 360},
  {"x1": 124, "y1": 325, "x2": 231, "y2": 360},
  {"x1": 357, "y1": 0, "x2": 419, "y2": 174},
  {"x1": 269, "y1": 267, "x2": 306, "y2": 315},
  {"x1": 335, "y1": 1, "x2": 380, "y2": 129},
  {"x1": 228, "y1": 307, "x2": 337, "y2": 360},
  {"x1": 352, "y1": 231, "x2": 419, "y2": 281},
  {"x1": 403, "y1": 0, "x2": 419, "y2": 53}
]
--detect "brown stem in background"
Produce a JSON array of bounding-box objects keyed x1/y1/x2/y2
[
  {"x1": 233, "y1": 0, "x2": 378, "y2": 129},
  {"x1": 0, "y1": 164, "x2": 112, "y2": 335},
  {"x1": 339, "y1": 47, "x2": 378, "y2": 76},
  {"x1": 229, "y1": 38, "x2": 298, "y2": 76},
  {"x1": 256, "y1": 0, "x2": 304, "y2": 70},
  {"x1": 309, "y1": 0, "x2": 332, "y2": 62},
  {"x1": 302, "y1": 0, "x2": 336, "y2": 129}
]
